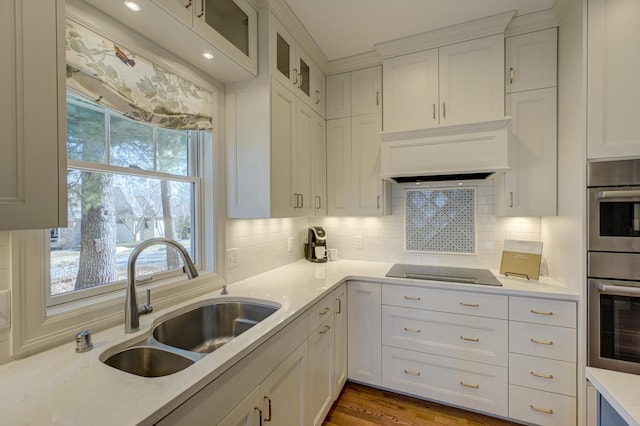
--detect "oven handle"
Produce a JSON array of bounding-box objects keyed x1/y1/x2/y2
[
  {"x1": 598, "y1": 282, "x2": 640, "y2": 296},
  {"x1": 596, "y1": 189, "x2": 640, "y2": 199}
]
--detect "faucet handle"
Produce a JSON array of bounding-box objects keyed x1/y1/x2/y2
[{"x1": 138, "y1": 289, "x2": 154, "y2": 315}]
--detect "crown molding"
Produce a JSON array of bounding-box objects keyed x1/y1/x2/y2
[
  {"x1": 505, "y1": 9, "x2": 560, "y2": 37},
  {"x1": 327, "y1": 51, "x2": 382, "y2": 75},
  {"x1": 375, "y1": 10, "x2": 515, "y2": 60}
]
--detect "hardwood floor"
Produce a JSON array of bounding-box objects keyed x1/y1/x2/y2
[{"x1": 323, "y1": 382, "x2": 519, "y2": 426}]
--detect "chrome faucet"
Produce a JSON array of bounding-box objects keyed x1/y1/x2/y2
[{"x1": 125, "y1": 238, "x2": 199, "y2": 333}]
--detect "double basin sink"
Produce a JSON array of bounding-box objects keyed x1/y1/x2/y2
[{"x1": 100, "y1": 299, "x2": 280, "y2": 377}]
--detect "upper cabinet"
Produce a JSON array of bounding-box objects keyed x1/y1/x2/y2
[
  {"x1": 495, "y1": 28, "x2": 558, "y2": 217},
  {"x1": 271, "y1": 16, "x2": 325, "y2": 117},
  {"x1": 505, "y1": 28, "x2": 557, "y2": 93},
  {"x1": 0, "y1": 0, "x2": 66, "y2": 230},
  {"x1": 588, "y1": 0, "x2": 640, "y2": 159},
  {"x1": 84, "y1": 0, "x2": 257, "y2": 82},
  {"x1": 383, "y1": 35, "x2": 504, "y2": 132},
  {"x1": 327, "y1": 68, "x2": 381, "y2": 120}
]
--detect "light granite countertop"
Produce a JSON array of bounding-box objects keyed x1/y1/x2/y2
[
  {"x1": 0, "y1": 260, "x2": 578, "y2": 425},
  {"x1": 587, "y1": 367, "x2": 640, "y2": 426}
]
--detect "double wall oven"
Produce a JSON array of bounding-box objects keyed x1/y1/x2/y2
[{"x1": 588, "y1": 159, "x2": 640, "y2": 374}]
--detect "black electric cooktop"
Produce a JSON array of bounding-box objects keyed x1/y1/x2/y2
[{"x1": 385, "y1": 264, "x2": 502, "y2": 287}]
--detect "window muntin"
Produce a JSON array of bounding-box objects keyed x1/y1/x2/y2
[{"x1": 49, "y1": 95, "x2": 201, "y2": 305}]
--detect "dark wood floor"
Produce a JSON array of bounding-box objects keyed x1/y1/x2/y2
[{"x1": 323, "y1": 382, "x2": 519, "y2": 426}]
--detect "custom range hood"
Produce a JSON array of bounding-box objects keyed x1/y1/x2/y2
[{"x1": 380, "y1": 118, "x2": 511, "y2": 183}]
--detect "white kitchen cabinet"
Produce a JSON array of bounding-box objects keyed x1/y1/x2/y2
[
  {"x1": 260, "y1": 341, "x2": 308, "y2": 425},
  {"x1": 293, "y1": 97, "x2": 315, "y2": 217},
  {"x1": 270, "y1": 14, "x2": 325, "y2": 117},
  {"x1": 0, "y1": 0, "x2": 66, "y2": 230},
  {"x1": 326, "y1": 113, "x2": 391, "y2": 217},
  {"x1": 218, "y1": 386, "x2": 263, "y2": 426},
  {"x1": 327, "y1": 66, "x2": 381, "y2": 119},
  {"x1": 308, "y1": 316, "x2": 334, "y2": 426},
  {"x1": 495, "y1": 87, "x2": 557, "y2": 217},
  {"x1": 383, "y1": 34, "x2": 504, "y2": 132},
  {"x1": 152, "y1": 0, "x2": 257, "y2": 75},
  {"x1": 333, "y1": 284, "x2": 348, "y2": 395},
  {"x1": 347, "y1": 281, "x2": 382, "y2": 386},
  {"x1": 588, "y1": 0, "x2": 640, "y2": 159},
  {"x1": 312, "y1": 111, "x2": 327, "y2": 216},
  {"x1": 508, "y1": 296, "x2": 577, "y2": 426},
  {"x1": 506, "y1": 28, "x2": 558, "y2": 93}
]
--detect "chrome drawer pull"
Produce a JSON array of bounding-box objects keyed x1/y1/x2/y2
[
  {"x1": 530, "y1": 338, "x2": 554, "y2": 346},
  {"x1": 460, "y1": 302, "x2": 479, "y2": 307},
  {"x1": 404, "y1": 296, "x2": 421, "y2": 301},
  {"x1": 530, "y1": 371, "x2": 554, "y2": 380},
  {"x1": 530, "y1": 405, "x2": 554, "y2": 415},
  {"x1": 460, "y1": 381, "x2": 479, "y2": 389},
  {"x1": 319, "y1": 325, "x2": 331, "y2": 335},
  {"x1": 319, "y1": 307, "x2": 330, "y2": 315},
  {"x1": 530, "y1": 309, "x2": 554, "y2": 316},
  {"x1": 404, "y1": 327, "x2": 421, "y2": 333},
  {"x1": 404, "y1": 369, "x2": 421, "y2": 377},
  {"x1": 460, "y1": 336, "x2": 479, "y2": 342}
]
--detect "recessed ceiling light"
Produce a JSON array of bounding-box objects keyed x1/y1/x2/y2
[
  {"x1": 202, "y1": 52, "x2": 214, "y2": 60},
  {"x1": 124, "y1": 1, "x2": 141, "y2": 11}
]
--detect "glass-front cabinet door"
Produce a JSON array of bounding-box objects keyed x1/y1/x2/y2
[{"x1": 193, "y1": 0, "x2": 257, "y2": 75}]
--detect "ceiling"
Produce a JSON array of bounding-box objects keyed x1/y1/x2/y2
[{"x1": 284, "y1": 0, "x2": 558, "y2": 61}]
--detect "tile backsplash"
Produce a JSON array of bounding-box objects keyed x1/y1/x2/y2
[{"x1": 226, "y1": 180, "x2": 543, "y2": 283}]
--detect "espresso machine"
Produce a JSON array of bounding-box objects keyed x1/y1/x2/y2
[{"x1": 304, "y1": 226, "x2": 328, "y2": 263}]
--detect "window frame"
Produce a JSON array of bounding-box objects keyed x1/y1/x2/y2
[
  {"x1": 48, "y1": 96, "x2": 204, "y2": 307},
  {"x1": 10, "y1": 6, "x2": 227, "y2": 358}
]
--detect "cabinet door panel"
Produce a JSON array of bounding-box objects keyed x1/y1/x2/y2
[
  {"x1": 326, "y1": 118, "x2": 352, "y2": 216},
  {"x1": 588, "y1": 0, "x2": 640, "y2": 159},
  {"x1": 506, "y1": 28, "x2": 557, "y2": 93},
  {"x1": 383, "y1": 49, "x2": 439, "y2": 131},
  {"x1": 500, "y1": 88, "x2": 557, "y2": 216},
  {"x1": 261, "y1": 342, "x2": 308, "y2": 426},
  {"x1": 333, "y1": 284, "x2": 348, "y2": 394},
  {"x1": 312, "y1": 111, "x2": 327, "y2": 216},
  {"x1": 152, "y1": 0, "x2": 193, "y2": 27},
  {"x1": 351, "y1": 113, "x2": 383, "y2": 215},
  {"x1": 326, "y1": 73, "x2": 351, "y2": 119},
  {"x1": 218, "y1": 386, "x2": 262, "y2": 426},
  {"x1": 270, "y1": 15, "x2": 296, "y2": 91},
  {"x1": 295, "y1": 101, "x2": 314, "y2": 216},
  {"x1": 309, "y1": 317, "x2": 334, "y2": 426},
  {"x1": 351, "y1": 66, "x2": 382, "y2": 116},
  {"x1": 348, "y1": 281, "x2": 382, "y2": 385},
  {"x1": 439, "y1": 35, "x2": 504, "y2": 125},
  {"x1": 270, "y1": 80, "x2": 296, "y2": 217}
]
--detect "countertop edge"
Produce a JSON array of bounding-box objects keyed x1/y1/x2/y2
[{"x1": 586, "y1": 367, "x2": 640, "y2": 426}]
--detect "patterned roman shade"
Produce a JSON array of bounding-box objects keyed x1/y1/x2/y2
[{"x1": 65, "y1": 19, "x2": 213, "y2": 130}]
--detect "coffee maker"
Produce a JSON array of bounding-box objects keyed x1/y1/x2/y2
[{"x1": 304, "y1": 226, "x2": 328, "y2": 263}]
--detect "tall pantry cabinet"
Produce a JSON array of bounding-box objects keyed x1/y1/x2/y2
[
  {"x1": 226, "y1": 5, "x2": 326, "y2": 218},
  {"x1": 0, "y1": 0, "x2": 66, "y2": 230}
]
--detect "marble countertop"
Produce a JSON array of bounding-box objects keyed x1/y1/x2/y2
[
  {"x1": 0, "y1": 259, "x2": 577, "y2": 425},
  {"x1": 587, "y1": 367, "x2": 640, "y2": 426}
]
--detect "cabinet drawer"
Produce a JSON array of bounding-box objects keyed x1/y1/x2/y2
[
  {"x1": 382, "y1": 284, "x2": 508, "y2": 319},
  {"x1": 382, "y1": 306, "x2": 508, "y2": 367},
  {"x1": 509, "y1": 297, "x2": 576, "y2": 328},
  {"x1": 509, "y1": 353, "x2": 576, "y2": 397},
  {"x1": 509, "y1": 322, "x2": 576, "y2": 362},
  {"x1": 382, "y1": 346, "x2": 508, "y2": 417},
  {"x1": 509, "y1": 385, "x2": 576, "y2": 426},
  {"x1": 308, "y1": 293, "x2": 335, "y2": 334}
]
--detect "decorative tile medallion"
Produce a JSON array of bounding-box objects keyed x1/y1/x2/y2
[{"x1": 405, "y1": 188, "x2": 476, "y2": 254}]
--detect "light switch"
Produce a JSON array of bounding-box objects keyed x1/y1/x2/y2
[{"x1": 0, "y1": 289, "x2": 10, "y2": 329}]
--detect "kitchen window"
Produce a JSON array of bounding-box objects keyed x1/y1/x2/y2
[{"x1": 48, "y1": 95, "x2": 202, "y2": 306}]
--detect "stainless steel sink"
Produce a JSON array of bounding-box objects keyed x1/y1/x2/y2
[
  {"x1": 103, "y1": 346, "x2": 194, "y2": 377},
  {"x1": 101, "y1": 299, "x2": 280, "y2": 377},
  {"x1": 152, "y1": 301, "x2": 279, "y2": 353}
]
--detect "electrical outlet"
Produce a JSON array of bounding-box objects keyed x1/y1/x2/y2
[
  {"x1": 287, "y1": 237, "x2": 293, "y2": 252},
  {"x1": 226, "y1": 248, "x2": 239, "y2": 267},
  {"x1": 355, "y1": 235, "x2": 364, "y2": 250}
]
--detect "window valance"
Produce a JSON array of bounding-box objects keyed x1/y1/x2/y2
[{"x1": 65, "y1": 19, "x2": 213, "y2": 130}]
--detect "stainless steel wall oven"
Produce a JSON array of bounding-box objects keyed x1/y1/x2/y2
[{"x1": 588, "y1": 159, "x2": 640, "y2": 374}]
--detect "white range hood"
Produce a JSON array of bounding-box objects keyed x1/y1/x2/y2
[{"x1": 379, "y1": 117, "x2": 511, "y2": 183}]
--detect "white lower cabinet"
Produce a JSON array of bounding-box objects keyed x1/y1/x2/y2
[
  {"x1": 308, "y1": 315, "x2": 334, "y2": 426},
  {"x1": 347, "y1": 281, "x2": 382, "y2": 385},
  {"x1": 509, "y1": 385, "x2": 576, "y2": 426},
  {"x1": 333, "y1": 284, "x2": 348, "y2": 394},
  {"x1": 382, "y1": 346, "x2": 508, "y2": 417}
]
